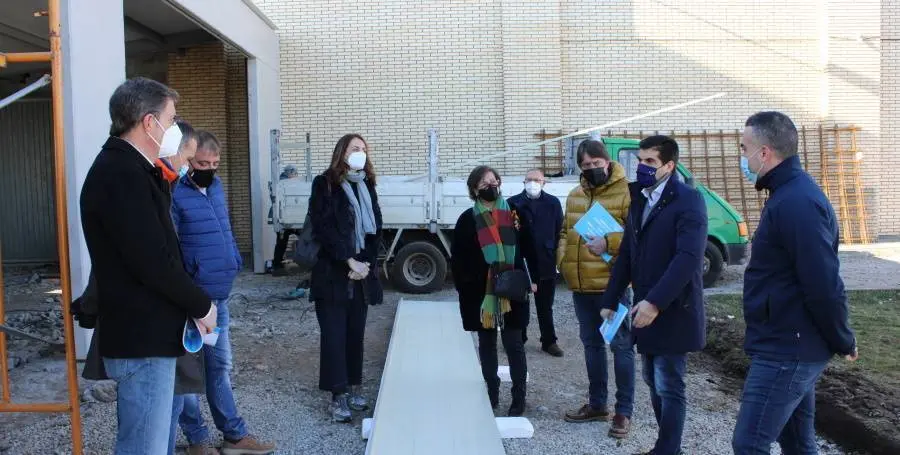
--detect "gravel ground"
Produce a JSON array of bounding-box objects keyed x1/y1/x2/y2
[
  {"x1": 0, "y1": 267, "x2": 855, "y2": 455},
  {"x1": 706, "y1": 242, "x2": 900, "y2": 295}
]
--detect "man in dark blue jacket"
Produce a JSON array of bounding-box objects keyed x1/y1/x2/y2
[
  {"x1": 601, "y1": 135, "x2": 707, "y2": 455},
  {"x1": 508, "y1": 169, "x2": 565, "y2": 357},
  {"x1": 732, "y1": 112, "x2": 857, "y2": 455},
  {"x1": 169, "y1": 131, "x2": 275, "y2": 455}
]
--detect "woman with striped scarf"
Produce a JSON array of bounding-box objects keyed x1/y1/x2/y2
[{"x1": 451, "y1": 165, "x2": 536, "y2": 417}]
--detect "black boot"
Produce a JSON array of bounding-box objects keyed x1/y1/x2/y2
[
  {"x1": 508, "y1": 383, "x2": 526, "y2": 416},
  {"x1": 487, "y1": 380, "x2": 500, "y2": 409}
]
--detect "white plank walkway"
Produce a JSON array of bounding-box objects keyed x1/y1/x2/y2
[{"x1": 364, "y1": 300, "x2": 506, "y2": 455}]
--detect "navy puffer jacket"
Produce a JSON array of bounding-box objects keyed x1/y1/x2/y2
[{"x1": 171, "y1": 175, "x2": 243, "y2": 300}]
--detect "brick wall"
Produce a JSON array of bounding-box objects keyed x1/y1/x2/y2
[
  {"x1": 225, "y1": 47, "x2": 253, "y2": 254},
  {"x1": 881, "y1": 0, "x2": 900, "y2": 238},
  {"x1": 254, "y1": 0, "x2": 506, "y2": 179},
  {"x1": 167, "y1": 42, "x2": 254, "y2": 255},
  {"x1": 253, "y1": 0, "x2": 890, "y2": 237}
]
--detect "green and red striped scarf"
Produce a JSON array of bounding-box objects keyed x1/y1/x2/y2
[{"x1": 473, "y1": 197, "x2": 518, "y2": 329}]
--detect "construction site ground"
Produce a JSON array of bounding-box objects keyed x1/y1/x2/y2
[{"x1": 1, "y1": 242, "x2": 898, "y2": 454}]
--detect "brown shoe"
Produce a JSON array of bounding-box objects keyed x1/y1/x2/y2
[
  {"x1": 542, "y1": 343, "x2": 564, "y2": 357},
  {"x1": 609, "y1": 414, "x2": 631, "y2": 438},
  {"x1": 187, "y1": 445, "x2": 220, "y2": 455},
  {"x1": 564, "y1": 404, "x2": 610, "y2": 422},
  {"x1": 221, "y1": 434, "x2": 276, "y2": 455}
]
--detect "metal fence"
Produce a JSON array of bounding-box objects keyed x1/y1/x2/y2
[{"x1": 534, "y1": 125, "x2": 871, "y2": 244}]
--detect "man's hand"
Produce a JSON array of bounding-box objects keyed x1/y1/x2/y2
[
  {"x1": 600, "y1": 308, "x2": 614, "y2": 320},
  {"x1": 586, "y1": 235, "x2": 608, "y2": 256},
  {"x1": 845, "y1": 346, "x2": 859, "y2": 362},
  {"x1": 197, "y1": 302, "x2": 218, "y2": 334},
  {"x1": 630, "y1": 300, "x2": 659, "y2": 328},
  {"x1": 531, "y1": 283, "x2": 538, "y2": 293}
]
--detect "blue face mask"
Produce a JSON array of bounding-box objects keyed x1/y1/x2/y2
[
  {"x1": 636, "y1": 163, "x2": 659, "y2": 188},
  {"x1": 178, "y1": 164, "x2": 190, "y2": 178},
  {"x1": 741, "y1": 149, "x2": 762, "y2": 184}
]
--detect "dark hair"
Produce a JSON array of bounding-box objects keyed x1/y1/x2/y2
[
  {"x1": 576, "y1": 139, "x2": 610, "y2": 164},
  {"x1": 325, "y1": 134, "x2": 376, "y2": 186},
  {"x1": 745, "y1": 111, "x2": 798, "y2": 158},
  {"x1": 196, "y1": 130, "x2": 221, "y2": 155},
  {"x1": 466, "y1": 165, "x2": 500, "y2": 200},
  {"x1": 108, "y1": 77, "x2": 179, "y2": 137},
  {"x1": 639, "y1": 135, "x2": 679, "y2": 164},
  {"x1": 176, "y1": 119, "x2": 197, "y2": 152}
]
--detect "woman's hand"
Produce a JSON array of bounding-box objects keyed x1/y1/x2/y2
[
  {"x1": 348, "y1": 270, "x2": 367, "y2": 280},
  {"x1": 347, "y1": 258, "x2": 370, "y2": 279}
]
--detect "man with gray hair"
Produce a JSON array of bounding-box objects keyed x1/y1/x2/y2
[
  {"x1": 733, "y1": 111, "x2": 857, "y2": 454},
  {"x1": 80, "y1": 77, "x2": 218, "y2": 454}
]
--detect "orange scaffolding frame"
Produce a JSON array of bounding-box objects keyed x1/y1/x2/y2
[{"x1": 0, "y1": 0, "x2": 84, "y2": 452}]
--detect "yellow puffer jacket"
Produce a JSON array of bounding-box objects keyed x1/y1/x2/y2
[{"x1": 557, "y1": 161, "x2": 631, "y2": 293}]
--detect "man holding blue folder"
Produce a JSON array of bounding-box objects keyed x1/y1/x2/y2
[
  {"x1": 601, "y1": 135, "x2": 708, "y2": 455},
  {"x1": 558, "y1": 139, "x2": 635, "y2": 440}
]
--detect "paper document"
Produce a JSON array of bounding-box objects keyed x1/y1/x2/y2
[
  {"x1": 598, "y1": 303, "x2": 629, "y2": 344},
  {"x1": 573, "y1": 202, "x2": 624, "y2": 262}
]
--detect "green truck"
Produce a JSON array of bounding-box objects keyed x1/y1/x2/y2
[{"x1": 594, "y1": 137, "x2": 750, "y2": 287}]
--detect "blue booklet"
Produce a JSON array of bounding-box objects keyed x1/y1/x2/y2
[
  {"x1": 573, "y1": 202, "x2": 624, "y2": 262},
  {"x1": 599, "y1": 303, "x2": 629, "y2": 344}
]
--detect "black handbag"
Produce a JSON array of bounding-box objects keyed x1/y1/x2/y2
[
  {"x1": 492, "y1": 268, "x2": 531, "y2": 302},
  {"x1": 292, "y1": 212, "x2": 320, "y2": 269}
]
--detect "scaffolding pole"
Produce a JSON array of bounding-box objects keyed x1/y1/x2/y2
[{"x1": 0, "y1": 0, "x2": 84, "y2": 452}]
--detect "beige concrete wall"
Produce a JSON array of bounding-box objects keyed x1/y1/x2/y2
[{"x1": 254, "y1": 0, "x2": 890, "y2": 237}]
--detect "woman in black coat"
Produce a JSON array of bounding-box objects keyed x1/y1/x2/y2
[
  {"x1": 309, "y1": 134, "x2": 383, "y2": 423},
  {"x1": 451, "y1": 165, "x2": 535, "y2": 417}
]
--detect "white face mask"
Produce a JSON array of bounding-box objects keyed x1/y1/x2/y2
[
  {"x1": 148, "y1": 117, "x2": 183, "y2": 158},
  {"x1": 525, "y1": 181, "x2": 542, "y2": 198},
  {"x1": 346, "y1": 151, "x2": 367, "y2": 171}
]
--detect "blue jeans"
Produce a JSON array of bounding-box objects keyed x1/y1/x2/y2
[
  {"x1": 573, "y1": 291, "x2": 635, "y2": 417},
  {"x1": 642, "y1": 353, "x2": 687, "y2": 455},
  {"x1": 732, "y1": 358, "x2": 828, "y2": 455},
  {"x1": 103, "y1": 357, "x2": 177, "y2": 455},
  {"x1": 168, "y1": 301, "x2": 247, "y2": 454}
]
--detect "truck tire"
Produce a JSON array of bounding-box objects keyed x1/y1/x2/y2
[
  {"x1": 390, "y1": 241, "x2": 447, "y2": 294},
  {"x1": 703, "y1": 239, "x2": 725, "y2": 288}
]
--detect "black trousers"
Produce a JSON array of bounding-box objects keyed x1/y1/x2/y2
[
  {"x1": 523, "y1": 277, "x2": 558, "y2": 346},
  {"x1": 272, "y1": 229, "x2": 300, "y2": 268},
  {"x1": 478, "y1": 329, "x2": 527, "y2": 399},
  {"x1": 315, "y1": 281, "x2": 368, "y2": 396}
]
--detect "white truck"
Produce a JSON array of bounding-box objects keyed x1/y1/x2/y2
[{"x1": 270, "y1": 129, "x2": 585, "y2": 294}]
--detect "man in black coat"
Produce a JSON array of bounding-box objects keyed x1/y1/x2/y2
[
  {"x1": 508, "y1": 169, "x2": 565, "y2": 357},
  {"x1": 601, "y1": 136, "x2": 708, "y2": 455},
  {"x1": 80, "y1": 77, "x2": 217, "y2": 455}
]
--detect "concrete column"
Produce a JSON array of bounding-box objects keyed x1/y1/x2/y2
[
  {"x1": 61, "y1": 0, "x2": 126, "y2": 358},
  {"x1": 248, "y1": 59, "x2": 279, "y2": 272}
]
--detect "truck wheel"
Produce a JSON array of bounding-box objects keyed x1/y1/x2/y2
[
  {"x1": 703, "y1": 240, "x2": 725, "y2": 288},
  {"x1": 390, "y1": 241, "x2": 447, "y2": 294}
]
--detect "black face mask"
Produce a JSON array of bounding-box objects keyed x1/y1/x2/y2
[
  {"x1": 477, "y1": 186, "x2": 500, "y2": 202},
  {"x1": 582, "y1": 167, "x2": 610, "y2": 187},
  {"x1": 191, "y1": 169, "x2": 216, "y2": 188}
]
